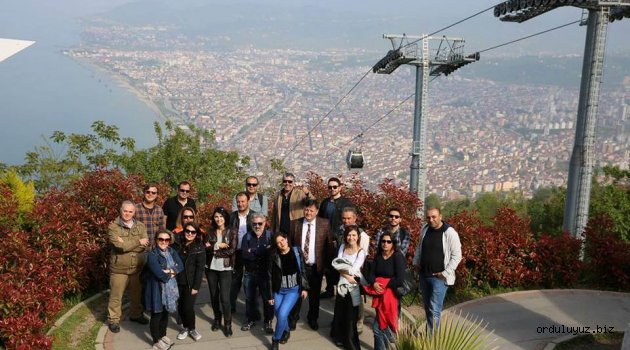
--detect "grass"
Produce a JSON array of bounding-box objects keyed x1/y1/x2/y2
[
  {"x1": 554, "y1": 332, "x2": 624, "y2": 350},
  {"x1": 50, "y1": 293, "x2": 108, "y2": 350}
]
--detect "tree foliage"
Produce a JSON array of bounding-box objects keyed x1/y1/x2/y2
[{"x1": 0, "y1": 169, "x2": 35, "y2": 226}]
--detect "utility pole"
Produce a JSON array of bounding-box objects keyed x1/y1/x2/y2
[
  {"x1": 373, "y1": 34, "x2": 479, "y2": 213},
  {"x1": 494, "y1": 0, "x2": 630, "y2": 239}
]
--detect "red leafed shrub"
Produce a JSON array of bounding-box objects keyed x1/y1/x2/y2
[
  {"x1": 534, "y1": 233, "x2": 582, "y2": 288},
  {"x1": 198, "y1": 186, "x2": 235, "y2": 230},
  {"x1": 0, "y1": 184, "x2": 19, "y2": 231},
  {"x1": 584, "y1": 215, "x2": 630, "y2": 290}
]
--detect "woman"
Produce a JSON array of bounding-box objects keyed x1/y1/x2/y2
[
  {"x1": 267, "y1": 232, "x2": 309, "y2": 350},
  {"x1": 144, "y1": 230, "x2": 184, "y2": 350},
  {"x1": 172, "y1": 206, "x2": 198, "y2": 236},
  {"x1": 204, "y1": 206, "x2": 238, "y2": 337},
  {"x1": 330, "y1": 225, "x2": 366, "y2": 350},
  {"x1": 364, "y1": 233, "x2": 406, "y2": 350},
  {"x1": 173, "y1": 223, "x2": 206, "y2": 341}
]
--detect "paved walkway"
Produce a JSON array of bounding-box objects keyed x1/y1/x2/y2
[
  {"x1": 445, "y1": 289, "x2": 630, "y2": 350},
  {"x1": 97, "y1": 288, "x2": 630, "y2": 350}
]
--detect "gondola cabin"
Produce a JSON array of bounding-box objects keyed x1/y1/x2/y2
[{"x1": 346, "y1": 150, "x2": 364, "y2": 169}]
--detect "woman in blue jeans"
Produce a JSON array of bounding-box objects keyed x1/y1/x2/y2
[{"x1": 266, "y1": 232, "x2": 309, "y2": 350}]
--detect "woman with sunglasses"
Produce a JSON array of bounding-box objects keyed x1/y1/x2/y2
[
  {"x1": 172, "y1": 207, "x2": 199, "y2": 236},
  {"x1": 364, "y1": 233, "x2": 405, "y2": 350},
  {"x1": 204, "y1": 206, "x2": 238, "y2": 337},
  {"x1": 144, "y1": 230, "x2": 184, "y2": 350},
  {"x1": 172, "y1": 223, "x2": 206, "y2": 342}
]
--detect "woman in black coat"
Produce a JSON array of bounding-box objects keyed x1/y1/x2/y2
[{"x1": 173, "y1": 223, "x2": 206, "y2": 342}]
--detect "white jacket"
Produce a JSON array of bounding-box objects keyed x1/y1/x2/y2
[{"x1": 412, "y1": 222, "x2": 462, "y2": 285}]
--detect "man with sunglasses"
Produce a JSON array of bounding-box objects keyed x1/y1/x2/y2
[
  {"x1": 271, "y1": 172, "x2": 312, "y2": 235},
  {"x1": 318, "y1": 177, "x2": 354, "y2": 299},
  {"x1": 373, "y1": 208, "x2": 411, "y2": 259},
  {"x1": 107, "y1": 200, "x2": 149, "y2": 333},
  {"x1": 163, "y1": 181, "x2": 197, "y2": 231},
  {"x1": 232, "y1": 176, "x2": 268, "y2": 216},
  {"x1": 135, "y1": 184, "x2": 166, "y2": 247}
]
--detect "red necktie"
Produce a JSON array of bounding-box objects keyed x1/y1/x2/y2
[{"x1": 304, "y1": 223, "x2": 311, "y2": 262}]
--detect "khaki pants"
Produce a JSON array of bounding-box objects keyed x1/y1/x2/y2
[{"x1": 108, "y1": 271, "x2": 143, "y2": 324}]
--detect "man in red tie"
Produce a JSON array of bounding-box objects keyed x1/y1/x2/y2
[{"x1": 287, "y1": 199, "x2": 333, "y2": 331}]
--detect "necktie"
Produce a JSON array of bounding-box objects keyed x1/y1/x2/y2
[{"x1": 304, "y1": 223, "x2": 311, "y2": 262}]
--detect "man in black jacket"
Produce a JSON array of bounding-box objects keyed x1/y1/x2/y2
[
  {"x1": 318, "y1": 177, "x2": 353, "y2": 298},
  {"x1": 229, "y1": 192, "x2": 255, "y2": 313}
]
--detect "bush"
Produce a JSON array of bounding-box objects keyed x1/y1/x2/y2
[
  {"x1": 534, "y1": 233, "x2": 582, "y2": 288},
  {"x1": 584, "y1": 215, "x2": 630, "y2": 291}
]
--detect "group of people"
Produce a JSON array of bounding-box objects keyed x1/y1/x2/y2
[{"x1": 106, "y1": 174, "x2": 462, "y2": 350}]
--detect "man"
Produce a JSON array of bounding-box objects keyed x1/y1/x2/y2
[
  {"x1": 413, "y1": 207, "x2": 462, "y2": 332},
  {"x1": 288, "y1": 199, "x2": 333, "y2": 331},
  {"x1": 232, "y1": 176, "x2": 269, "y2": 216},
  {"x1": 318, "y1": 177, "x2": 353, "y2": 231},
  {"x1": 374, "y1": 208, "x2": 411, "y2": 258},
  {"x1": 134, "y1": 184, "x2": 166, "y2": 247},
  {"x1": 163, "y1": 181, "x2": 197, "y2": 231},
  {"x1": 271, "y1": 172, "x2": 312, "y2": 235},
  {"x1": 229, "y1": 191, "x2": 255, "y2": 313},
  {"x1": 107, "y1": 201, "x2": 149, "y2": 333},
  {"x1": 240, "y1": 213, "x2": 274, "y2": 334}
]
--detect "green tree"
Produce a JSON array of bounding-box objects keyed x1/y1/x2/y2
[
  {"x1": 0, "y1": 169, "x2": 35, "y2": 218},
  {"x1": 590, "y1": 168, "x2": 630, "y2": 242},
  {"x1": 472, "y1": 192, "x2": 503, "y2": 224},
  {"x1": 527, "y1": 187, "x2": 566, "y2": 237},
  {"x1": 119, "y1": 121, "x2": 249, "y2": 199},
  {"x1": 442, "y1": 197, "x2": 471, "y2": 219},
  {"x1": 424, "y1": 193, "x2": 442, "y2": 211}
]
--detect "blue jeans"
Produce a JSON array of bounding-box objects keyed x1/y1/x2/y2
[
  {"x1": 243, "y1": 271, "x2": 273, "y2": 323},
  {"x1": 372, "y1": 317, "x2": 394, "y2": 350},
  {"x1": 273, "y1": 286, "x2": 300, "y2": 341},
  {"x1": 419, "y1": 275, "x2": 449, "y2": 332}
]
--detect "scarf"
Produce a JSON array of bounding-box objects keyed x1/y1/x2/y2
[{"x1": 160, "y1": 248, "x2": 179, "y2": 313}]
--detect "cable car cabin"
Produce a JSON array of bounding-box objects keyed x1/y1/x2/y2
[{"x1": 346, "y1": 150, "x2": 364, "y2": 169}]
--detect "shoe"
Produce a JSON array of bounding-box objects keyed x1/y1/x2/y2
[
  {"x1": 177, "y1": 323, "x2": 185, "y2": 331},
  {"x1": 289, "y1": 319, "x2": 297, "y2": 331},
  {"x1": 241, "y1": 321, "x2": 255, "y2": 331},
  {"x1": 130, "y1": 315, "x2": 150, "y2": 325},
  {"x1": 264, "y1": 321, "x2": 274, "y2": 334},
  {"x1": 320, "y1": 290, "x2": 334, "y2": 299},
  {"x1": 279, "y1": 330, "x2": 290, "y2": 344},
  {"x1": 224, "y1": 324, "x2": 233, "y2": 337},
  {"x1": 189, "y1": 329, "x2": 202, "y2": 341},
  {"x1": 161, "y1": 336, "x2": 173, "y2": 345},
  {"x1": 271, "y1": 340, "x2": 279, "y2": 350},
  {"x1": 211, "y1": 319, "x2": 221, "y2": 331},
  {"x1": 308, "y1": 319, "x2": 319, "y2": 330},
  {"x1": 108, "y1": 322, "x2": 120, "y2": 333},
  {"x1": 177, "y1": 328, "x2": 189, "y2": 340},
  {"x1": 152, "y1": 339, "x2": 169, "y2": 350}
]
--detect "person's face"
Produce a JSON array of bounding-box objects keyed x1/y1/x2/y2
[
  {"x1": 380, "y1": 234, "x2": 394, "y2": 254},
  {"x1": 388, "y1": 210, "x2": 402, "y2": 227},
  {"x1": 178, "y1": 184, "x2": 191, "y2": 199},
  {"x1": 282, "y1": 176, "x2": 295, "y2": 192},
  {"x1": 275, "y1": 235, "x2": 289, "y2": 251},
  {"x1": 121, "y1": 203, "x2": 135, "y2": 222},
  {"x1": 182, "y1": 210, "x2": 195, "y2": 225},
  {"x1": 245, "y1": 178, "x2": 259, "y2": 195},
  {"x1": 252, "y1": 218, "x2": 265, "y2": 235},
  {"x1": 157, "y1": 233, "x2": 171, "y2": 250},
  {"x1": 327, "y1": 180, "x2": 341, "y2": 198},
  {"x1": 184, "y1": 225, "x2": 197, "y2": 242},
  {"x1": 213, "y1": 213, "x2": 226, "y2": 228},
  {"x1": 426, "y1": 209, "x2": 443, "y2": 229},
  {"x1": 345, "y1": 229, "x2": 359, "y2": 246},
  {"x1": 341, "y1": 211, "x2": 357, "y2": 226},
  {"x1": 144, "y1": 187, "x2": 158, "y2": 203},
  {"x1": 303, "y1": 204, "x2": 318, "y2": 221},
  {"x1": 236, "y1": 195, "x2": 248, "y2": 212}
]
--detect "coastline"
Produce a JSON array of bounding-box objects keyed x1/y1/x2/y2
[{"x1": 69, "y1": 54, "x2": 169, "y2": 123}]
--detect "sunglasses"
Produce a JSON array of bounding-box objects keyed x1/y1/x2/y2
[
  {"x1": 282, "y1": 180, "x2": 294, "y2": 184},
  {"x1": 179, "y1": 189, "x2": 190, "y2": 193},
  {"x1": 157, "y1": 237, "x2": 171, "y2": 242},
  {"x1": 246, "y1": 183, "x2": 258, "y2": 187},
  {"x1": 183, "y1": 215, "x2": 194, "y2": 219},
  {"x1": 328, "y1": 185, "x2": 339, "y2": 190},
  {"x1": 388, "y1": 214, "x2": 401, "y2": 219},
  {"x1": 145, "y1": 190, "x2": 157, "y2": 195},
  {"x1": 184, "y1": 230, "x2": 197, "y2": 235},
  {"x1": 381, "y1": 240, "x2": 393, "y2": 244},
  {"x1": 252, "y1": 222, "x2": 265, "y2": 226}
]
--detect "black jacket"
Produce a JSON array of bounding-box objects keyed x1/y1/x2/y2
[
  {"x1": 173, "y1": 239, "x2": 206, "y2": 290},
  {"x1": 204, "y1": 228, "x2": 238, "y2": 268},
  {"x1": 318, "y1": 196, "x2": 353, "y2": 231},
  {"x1": 241, "y1": 230, "x2": 272, "y2": 274},
  {"x1": 267, "y1": 246, "x2": 310, "y2": 296},
  {"x1": 229, "y1": 210, "x2": 255, "y2": 235}
]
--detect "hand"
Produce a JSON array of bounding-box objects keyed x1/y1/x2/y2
[
  {"x1": 373, "y1": 282, "x2": 384, "y2": 294},
  {"x1": 139, "y1": 238, "x2": 149, "y2": 246},
  {"x1": 191, "y1": 289, "x2": 198, "y2": 295},
  {"x1": 205, "y1": 242, "x2": 212, "y2": 248},
  {"x1": 301, "y1": 291, "x2": 308, "y2": 299},
  {"x1": 268, "y1": 299, "x2": 275, "y2": 305},
  {"x1": 433, "y1": 272, "x2": 446, "y2": 281},
  {"x1": 117, "y1": 236, "x2": 124, "y2": 243},
  {"x1": 341, "y1": 273, "x2": 356, "y2": 284}
]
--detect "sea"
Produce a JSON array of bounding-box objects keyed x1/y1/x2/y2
[{"x1": 0, "y1": 0, "x2": 159, "y2": 165}]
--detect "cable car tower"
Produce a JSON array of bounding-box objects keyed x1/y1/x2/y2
[
  {"x1": 373, "y1": 34, "x2": 479, "y2": 213},
  {"x1": 494, "y1": 0, "x2": 630, "y2": 239}
]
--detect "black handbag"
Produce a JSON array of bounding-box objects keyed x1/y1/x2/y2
[{"x1": 396, "y1": 265, "x2": 416, "y2": 298}]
